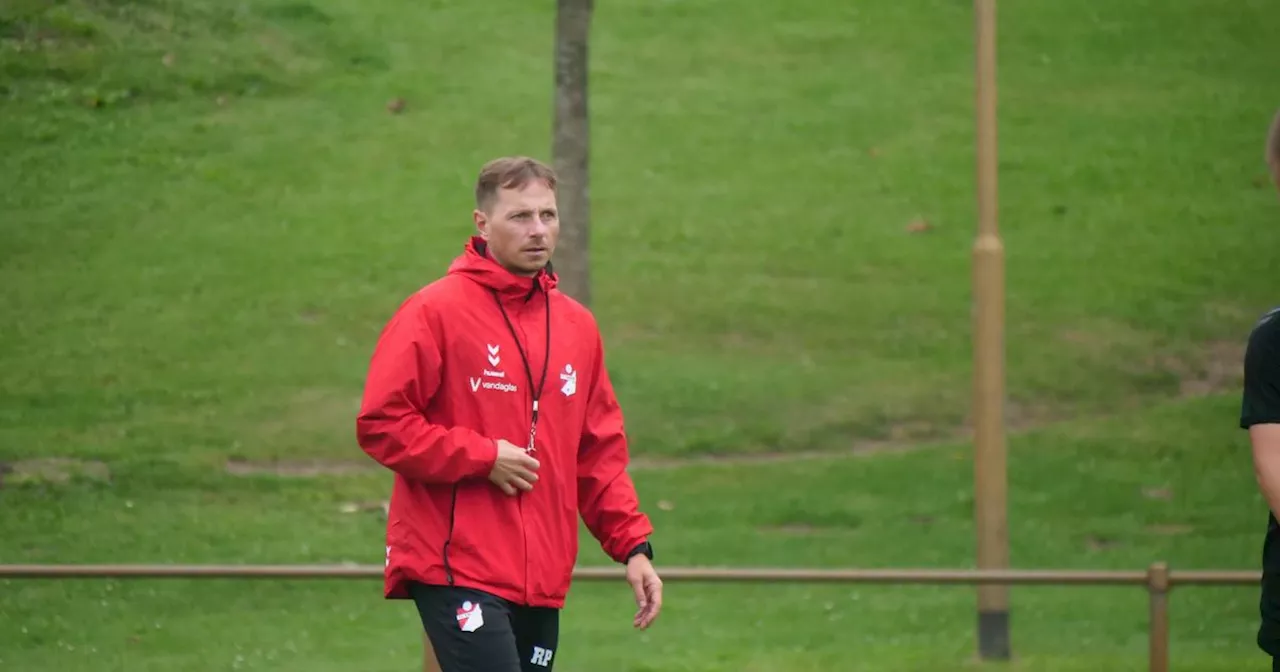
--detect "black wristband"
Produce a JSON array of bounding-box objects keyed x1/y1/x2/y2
[{"x1": 624, "y1": 541, "x2": 653, "y2": 563}]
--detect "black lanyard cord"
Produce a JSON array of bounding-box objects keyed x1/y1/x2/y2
[{"x1": 490, "y1": 287, "x2": 552, "y2": 453}]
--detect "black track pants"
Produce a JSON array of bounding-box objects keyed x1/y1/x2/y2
[{"x1": 409, "y1": 582, "x2": 560, "y2": 672}]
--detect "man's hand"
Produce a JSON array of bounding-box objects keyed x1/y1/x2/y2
[
  {"x1": 625, "y1": 554, "x2": 663, "y2": 629},
  {"x1": 488, "y1": 439, "x2": 539, "y2": 495}
]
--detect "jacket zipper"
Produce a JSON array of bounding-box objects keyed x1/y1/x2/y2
[{"x1": 490, "y1": 285, "x2": 551, "y2": 605}]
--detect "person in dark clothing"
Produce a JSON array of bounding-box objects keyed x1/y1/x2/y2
[{"x1": 1245, "y1": 108, "x2": 1280, "y2": 671}]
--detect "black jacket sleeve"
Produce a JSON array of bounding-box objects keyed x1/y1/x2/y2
[{"x1": 1242, "y1": 308, "x2": 1280, "y2": 429}]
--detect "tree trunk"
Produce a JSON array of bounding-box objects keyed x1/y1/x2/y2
[{"x1": 552, "y1": 0, "x2": 593, "y2": 307}]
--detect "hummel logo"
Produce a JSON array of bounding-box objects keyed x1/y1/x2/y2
[{"x1": 487, "y1": 343, "x2": 501, "y2": 367}]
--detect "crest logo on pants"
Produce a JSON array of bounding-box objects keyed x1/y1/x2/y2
[{"x1": 456, "y1": 601, "x2": 484, "y2": 632}]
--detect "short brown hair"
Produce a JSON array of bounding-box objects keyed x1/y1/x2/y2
[
  {"x1": 474, "y1": 156, "x2": 557, "y2": 211},
  {"x1": 1267, "y1": 109, "x2": 1280, "y2": 176}
]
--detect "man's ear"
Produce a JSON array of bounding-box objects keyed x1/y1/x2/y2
[{"x1": 473, "y1": 209, "x2": 490, "y2": 239}]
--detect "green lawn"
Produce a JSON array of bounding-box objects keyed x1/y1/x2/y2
[
  {"x1": 2, "y1": 0, "x2": 1279, "y2": 669},
  {"x1": 0, "y1": 395, "x2": 1272, "y2": 670}
]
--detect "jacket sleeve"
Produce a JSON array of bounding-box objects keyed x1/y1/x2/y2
[
  {"x1": 356, "y1": 293, "x2": 497, "y2": 483},
  {"x1": 577, "y1": 328, "x2": 654, "y2": 563}
]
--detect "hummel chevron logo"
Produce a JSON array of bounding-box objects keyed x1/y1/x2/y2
[{"x1": 486, "y1": 343, "x2": 501, "y2": 367}]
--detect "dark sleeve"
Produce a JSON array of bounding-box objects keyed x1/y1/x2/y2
[{"x1": 1242, "y1": 308, "x2": 1280, "y2": 429}]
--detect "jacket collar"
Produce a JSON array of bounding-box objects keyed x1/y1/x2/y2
[{"x1": 447, "y1": 236, "x2": 558, "y2": 301}]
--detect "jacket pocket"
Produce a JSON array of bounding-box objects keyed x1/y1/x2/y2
[{"x1": 446, "y1": 481, "x2": 525, "y2": 595}]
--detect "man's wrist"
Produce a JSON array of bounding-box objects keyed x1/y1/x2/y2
[{"x1": 624, "y1": 541, "x2": 653, "y2": 564}]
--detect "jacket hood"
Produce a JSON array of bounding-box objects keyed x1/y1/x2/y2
[{"x1": 447, "y1": 236, "x2": 559, "y2": 299}]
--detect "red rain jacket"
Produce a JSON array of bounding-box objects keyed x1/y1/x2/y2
[{"x1": 355, "y1": 237, "x2": 653, "y2": 608}]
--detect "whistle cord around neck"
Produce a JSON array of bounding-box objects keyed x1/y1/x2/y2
[{"x1": 490, "y1": 287, "x2": 552, "y2": 451}]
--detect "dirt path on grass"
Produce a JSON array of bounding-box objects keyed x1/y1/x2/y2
[{"x1": 222, "y1": 338, "x2": 1245, "y2": 476}]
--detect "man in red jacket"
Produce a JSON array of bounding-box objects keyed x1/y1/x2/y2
[{"x1": 356, "y1": 156, "x2": 662, "y2": 671}]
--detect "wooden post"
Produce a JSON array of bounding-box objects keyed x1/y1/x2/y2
[
  {"x1": 1147, "y1": 562, "x2": 1170, "y2": 672},
  {"x1": 552, "y1": 0, "x2": 594, "y2": 307},
  {"x1": 971, "y1": 0, "x2": 1009, "y2": 660}
]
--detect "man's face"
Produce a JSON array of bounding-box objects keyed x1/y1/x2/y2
[{"x1": 474, "y1": 180, "x2": 559, "y2": 277}]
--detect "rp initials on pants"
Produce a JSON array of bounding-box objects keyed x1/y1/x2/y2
[{"x1": 530, "y1": 646, "x2": 554, "y2": 667}]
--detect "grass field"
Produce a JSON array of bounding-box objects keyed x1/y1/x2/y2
[{"x1": 3, "y1": 0, "x2": 1280, "y2": 669}]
